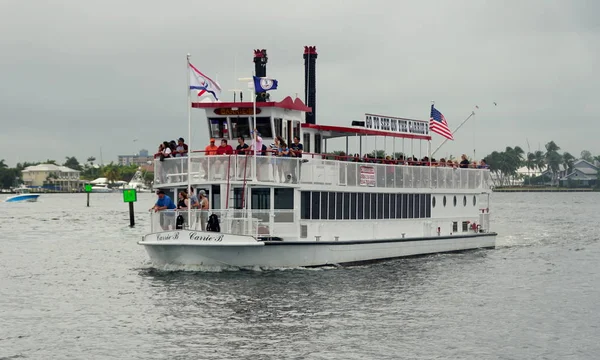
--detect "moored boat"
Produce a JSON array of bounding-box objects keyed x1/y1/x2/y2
[{"x1": 139, "y1": 47, "x2": 497, "y2": 269}]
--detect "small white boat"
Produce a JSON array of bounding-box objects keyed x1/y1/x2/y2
[
  {"x1": 91, "y1": 184, "x2": 114, "y2": 193},
  {"x1": 5, "y1": 187, "x2": 40, "y2": 203},
  {"x1": 121, "y1": 169, "x2": 153, "y2": 193}
]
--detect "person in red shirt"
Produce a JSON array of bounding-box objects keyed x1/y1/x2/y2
[
  {"x1": 215, "y1": 139, "x2": 234, "y2": 179},
  {"x1": 216, "y1": 139, "x2": 233, "y2": 155}
]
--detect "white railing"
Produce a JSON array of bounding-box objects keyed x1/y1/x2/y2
[
  {"x1": 149, "y1": 209, "x2": 297, "y2": 238},
  {"x1": 154, "y1": 154, "x2": 491, "y2": 190}
]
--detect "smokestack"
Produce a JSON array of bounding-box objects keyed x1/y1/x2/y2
[
  {"x1": 253, "y1": 49, "x2": 268, "y2": 102},
  {"x1": 303, "y1": 46, "x2": 318, "y2": 124}
]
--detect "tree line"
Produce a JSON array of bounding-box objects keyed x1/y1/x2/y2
[
  {"x1": 0, "y1": 157, "x2": 154, "y2": 189},
  {"x1": 483, "y1": 141, "x2": 600, "y2": 187}
]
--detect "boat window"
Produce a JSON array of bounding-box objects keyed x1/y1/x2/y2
[
  {"x1": 318, "y1": 192, "x2": 327, "y2": 219},
  {"x1": 274, "y1": 118, "x2": 282, "y2": 138},
  {"x1": 402, "y1": 194, "x2": 409, "y2": 219},
  {"x1": 328, "y1": 192, "x2": 336, "y2": 220},
  {"x1": 414, "y1": 194, "x2": 420, "y2": 219},
  {"x1": 371, "y1": 194, "x2": 383, "y2": 219},
  {"x1": 452, "y1": 221, "x2": 458, "y2": 233},
  {"x1": 211, "y1": 185, "x2": 220, "y2": 210},
  {"x1": 311, "y1": 192, "x2": 320, "y2": 219},
  {"x1": 294, "y1": 123, "x2": 301, "y2": 140},
  {"x1": 390, "y1": 194, "x2": 396, "y2": 218},
  {"x1": 425, "y1": 194, "x2": 431, "y2": 217},
  {"x1": 396, "y1": 194, "x2": 402, "y2": 219},
  {"x1": 407, "y1": 194, "x2": 414, "y2": 218},
  {"x1": 233, "y1": 188, "x2": 244, "y2": 209},
  {"x1": 343, "y1": 193, "x2": 350, "y2": 219},
  {"x1": 251, "y1": 188, "x2": 270, "y2": 210},
  {"x1": 443, "y1": 195, "x2": 447, "y2": 207},
  {"x1": 473, "y1": 195, "x2": 477, "y2": 206},
  {"x1": 335, "y1": 192, "x2": 343, "y2": 220},
  {"x1": 230, "y1": 117, "x2": 251, "y2": 139},
  {"x1": 300, "y1": 191, "x2": 310, "y2": 219},
  {"x1": 463, "y1": 195, "x2": 467, "y2": 207},
  {"x1": 350, "y1": 193, "x2": 358, "y2": 220},
  {"x1": 432, "y1": 196, "x2": 436, "y2": 208},
  {"x1": 314, "y1": 134, "x2": 322, "y2": 154},
  {"x1": 303, "y1": 133, "x2": 311, "y2": 154},
  {"x1": 208, "y1": 118, "x2": 228, "y2": 139},
  {"x1": 274, "y1": 188, "x2": 293, "y2": 209},
  {"x1": 358, "y1": 193, "x2": 371, "y2": 219},
  {"x1": 370, "y1": 193, "x2": 377, "y2": 220},
  {"x1": 419, "y1": 194, "x2": 427, "y2": 218},
  {"x1": 453, "y1": 196, "x2": 457, "y2": 207},
  {"x1": 254, "y1": 116, "x2": 273, "y2": 138},
  {"x1": 383, "y1": 194, "x2": 390, "y2": 219},
  {"x1": 462, "y1": 221, "x2": 469, "y2": 232}
]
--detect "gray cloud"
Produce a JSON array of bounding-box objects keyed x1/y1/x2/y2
[{"x1": 0, "y1": 0, "x2": 598, "y2": 166}]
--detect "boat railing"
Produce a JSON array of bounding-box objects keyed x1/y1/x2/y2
[
  {"x1": 149, "y1": 209, "x2": 297, "y2": 238},
  {"x1": 153, "y1": 153, "x2": 490, "y2": 190}
]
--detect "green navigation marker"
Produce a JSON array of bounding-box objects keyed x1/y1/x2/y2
[
  {"x1": 84, "y1": 184, "x2": 92, "y2": 193},
  {"x1": 123, "y1": 189, "x2": 137, "y2": 203}
]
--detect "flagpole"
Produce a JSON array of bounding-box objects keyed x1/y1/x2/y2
[
  {"x1": 252, "y1": 73, "x2": 257, "y2": 180},
  {"x1": 432, "y1": 110, "x2": 476, "y2": 157},
  {"x1": 186, "y1": 54, "x2": 192, "y2": 228}
]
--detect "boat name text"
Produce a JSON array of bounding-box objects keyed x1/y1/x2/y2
[{"x1": 155, "y1": 232, "x2": 224, "y2": 242}]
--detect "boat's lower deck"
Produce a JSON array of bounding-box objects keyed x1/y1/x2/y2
[{"x1": 139, "y1": 230, "x2": 497, "y2": 268}]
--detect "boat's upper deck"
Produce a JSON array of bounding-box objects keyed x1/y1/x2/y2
[{"x1": 154, "y1": 153, "x2": 490, "y2": 191}]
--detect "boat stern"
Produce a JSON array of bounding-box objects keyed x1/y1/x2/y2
[{"x1": 138, "y1": 230, "x2": 264, "y2": 268}]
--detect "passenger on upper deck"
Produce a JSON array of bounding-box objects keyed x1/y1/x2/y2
[
  {"x1": 174, "y1": 138, "x2": 188, "y2": 157},
  {"x1": 205, "y1": 139, "x2": 218, "y2": 155},
  {"x1": 289, "y1": 135, "x2": 303, "y2": 183},
  {"x1": 236, "y1": 137, "x2": 250, "y2": 179},
  {"x1": 216, "y1": 139, "x2": 233, "y2": 155},
  {"x1": 459, "y1": 154, "x2": 470, "y2": 168}
]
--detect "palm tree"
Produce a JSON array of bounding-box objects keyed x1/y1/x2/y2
[
  {"x1": 525, "y1": 152, "x2": 537, "y2": 184},
  {"x1": 546, "y1": 151, "x2": 563, "y2": 186},
  {"x1": 103, "y1": 164, "x2": 120, "y2": 184},
  {"x1": 562, "y1": 152, "x2": 575, "y2": 174},
  {"x1": 545, "y1": 141, "x2": 560, "y2": 153},
  {"x1": 0, "y1": 159, "x2": 7, "y2": 169},
  {"x1": 533, "y1": 150, "x2": 545, "y2": 172},
  {"x1": 544, "y1": 141, "x2": 562, "y2": 186}
]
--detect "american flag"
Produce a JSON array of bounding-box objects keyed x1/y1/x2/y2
[{"x1": 430, "y1": 105, "x2": 454, "y2": 140}]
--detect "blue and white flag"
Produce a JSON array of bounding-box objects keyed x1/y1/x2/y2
[{"x1": 253, "y1": 76, "x2": 278, "y2": 92}]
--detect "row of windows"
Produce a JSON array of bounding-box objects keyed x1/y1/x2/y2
[
  {"x1": 432, "y1": 195, "x2": 478, "y2": 208},
  {"x1": 233, "y1": 187, "x2": 294, "y2": 210},
  {"x1": 300, "y1": 192, "x2": 432, "y2": 220}
]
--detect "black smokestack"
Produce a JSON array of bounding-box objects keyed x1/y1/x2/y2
[
  {"x1": 253, "y1": 49, "x2": 268, "y2": 102},
  {"x1": 303, "y1": 46, "x2": 318, "y2": 124}
]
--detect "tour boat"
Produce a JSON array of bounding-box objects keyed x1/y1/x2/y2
[{"x1": 138, "y1": 47, "x2": 497, "y2": 269}]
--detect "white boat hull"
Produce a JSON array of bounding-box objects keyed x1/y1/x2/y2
[{"x1": 139, "y1": 230, "x2": 496, "y2": 269}]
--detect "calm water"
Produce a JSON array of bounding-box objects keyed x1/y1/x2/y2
[{"x1": 1, "y1": 192, "x2": 599, "y2": 359}]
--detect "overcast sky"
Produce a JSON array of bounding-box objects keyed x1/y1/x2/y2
[{"x1": 1, "y1": 0, "x2": 598, "y2": 166}]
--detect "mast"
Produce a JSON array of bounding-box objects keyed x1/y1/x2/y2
[{"x1": 186, "y1": 54, "x2": 192, "y2": 226}]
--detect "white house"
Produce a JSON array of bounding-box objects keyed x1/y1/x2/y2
[
  {"x1": 21, "y1": 164, "x2": 81, "y2": 191},
  {"x1": 559, "y1": 160, "x2": 598, "y2": 187}
]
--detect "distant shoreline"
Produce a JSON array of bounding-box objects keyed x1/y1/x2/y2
[{"x1": 493, "y1": 187, "x2": 597, "y2": 192}]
